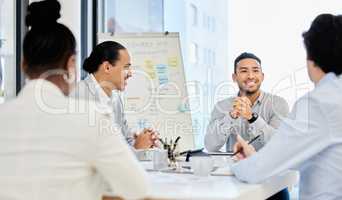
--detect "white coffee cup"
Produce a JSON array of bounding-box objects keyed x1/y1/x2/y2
[
  {"x1": 152, "y1": 149, "x2": 168, "y2": 170},
  {"x1": 190, "y1": 156, "x2": 214, "y2": 176},
  {"x1": 135, "y1": 149, "x2": 154, "y2": 161}
]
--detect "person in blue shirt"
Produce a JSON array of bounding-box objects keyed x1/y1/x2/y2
[{"x1": 231, "y1": 13, "x2": 342, "y2": 200}]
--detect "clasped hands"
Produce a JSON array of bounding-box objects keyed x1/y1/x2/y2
[
  {"x1": 230, "y1": 96, "x2": 253, "y2": 120},
  {"x1": 133, "y1": 128, "x2": 159, "y2": 149},
  {"x1": 230, "y1": 97, "x2": 256, "y2": 160}
]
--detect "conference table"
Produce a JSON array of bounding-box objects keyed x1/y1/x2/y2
[
  {"x1": 146, "y1": 165, "x2": 298, "y2": 199},
  {"x1": 108, "y1": 158, "x2": 299, "y2": 200}
]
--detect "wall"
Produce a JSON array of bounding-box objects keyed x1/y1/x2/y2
[{"x1": 227, "y1": 0, "x2": 342, "y2": 108}]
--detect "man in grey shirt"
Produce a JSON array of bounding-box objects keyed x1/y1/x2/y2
[{"x1": 205, "y1": 52, "x2": 289, "y2": 152}]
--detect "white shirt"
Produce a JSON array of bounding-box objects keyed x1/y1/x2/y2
[
  {"x1": 0, "y1": 79, "x2": 150, "y2": 200},
  {"x1": 71, "y1": 74, "x2": 135, "y2": 145},
  {"x1": 232, "y1": 73, "x2": 342, "y2": 200}
]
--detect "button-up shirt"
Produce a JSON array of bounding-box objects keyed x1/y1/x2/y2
[
  {"x1": 232, "y1": 73, "x2": 342, "y2": 200},
  {"x1": 71, "y1": 74, "x2": 135, "y2": 145}
]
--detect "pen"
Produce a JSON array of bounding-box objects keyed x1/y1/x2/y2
[
  {"x1": 232, "y1": 134, "x2": 261, "y2": 156},
  {"x1": 158, "y1": 138, "x2": 165, "y2": 145},
  {"x1": 172, "y1": 136, "x2": 181, "y2": 151},
  {"x1": 247, "y1": 134, "x2": 261, "y2": 145},
  {"x1": 159, "y1": 137, "x2": 168, "y2": 150}
]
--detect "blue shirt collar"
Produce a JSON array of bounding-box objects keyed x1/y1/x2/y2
[{"x1": 316, "y1": 72, "x2": 337, "y2": 88}]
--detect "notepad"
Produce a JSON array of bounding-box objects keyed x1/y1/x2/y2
[
  {"x1": 207, "y1": 151, "x2": 235, "y2": 156},
  {"x1": 210, "y1": 166, "x2": 234, "y2": 176}
]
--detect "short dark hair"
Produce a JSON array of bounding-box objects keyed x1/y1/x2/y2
[
  {"x1": 83, "y1": 41, "x2": 126, "y2": 74},
  {"x1": 303, "y1": 14, "x2": 342, "y2": 75},
  {"x1": 23, "y1": 0, "x2": 76, "y2": 77},
  {"x1": 234, "y1": 52, "x2": 261, "y2": 73}
]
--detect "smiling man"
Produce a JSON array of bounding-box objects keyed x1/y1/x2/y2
[
  {"x1": 72, "y1": 41, "x2": 157, "y2": 150},
  {"x1": 205, "y1": 52, "x2": 290, "y2": 199},
  {"x1": 205, "y1": 52, "x2": 289, "y2": 152}
]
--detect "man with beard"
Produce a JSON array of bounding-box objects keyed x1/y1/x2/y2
[{"x1": 204, "y1": 52, "x2": 290, "y2": 199}]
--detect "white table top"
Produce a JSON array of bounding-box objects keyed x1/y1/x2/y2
[
  {"x1": 147, "y1": 170, "x2": 298, "y2": 200},
  {"x1": 143, "y1": 160, "x2": 299, "y2": 200}
]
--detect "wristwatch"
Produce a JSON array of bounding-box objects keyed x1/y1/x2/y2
[{"x1": 248, "y1": 112, "x2": 258, "y2": 124}]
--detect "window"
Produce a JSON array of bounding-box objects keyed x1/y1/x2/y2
[
  {"x1": 206, "y1": 16, "x2": 210, "y2": 31},
  {"x1": 202, "y1": 14, "x2": 215, "y2": 32},
  {"x1": 0, "y1": 55, "x2": 3, "y2": 101},
  {"x1": 211, "y1": 17, "x2": 216, "y2": 32},
  {"x1": 203, "y1": 48, "x2": 207, "y2": 65},
  {"x1": 101, "y1": 0, "x2": 163, "y2": 33},
  {"x1": 189, "y1": 43, "x2": 198, "y2": 64},
  {"x1": 212, "y1": 50, "x2": 216, "y2": 66},
  {"x1": 202, "y1": 13, "x2": 207, "y2": 29},
  {"x1": 190, "y1": 4, "x2": 198, "y2": 26},
  {"x1": 0, "y1": 0, "x2": 16, "y2": 103},
  {"x1": 203, "y1": 48, "x2": 216, "y2": 66}
]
